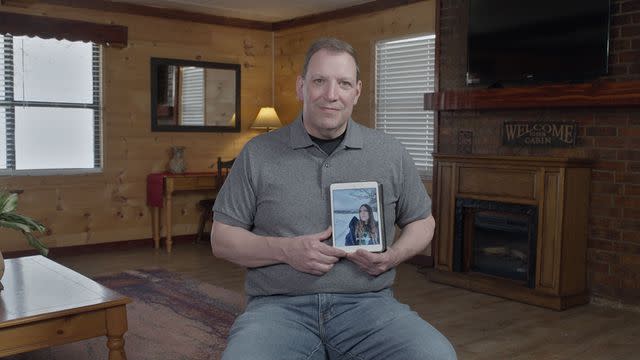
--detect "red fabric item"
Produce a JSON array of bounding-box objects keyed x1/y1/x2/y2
[
  {"x1": 147, "y1": 173, "x2": 168, "y2": 207},
  {"x1": 146, "y1": 172, "x2": 219, "y2": 208}
]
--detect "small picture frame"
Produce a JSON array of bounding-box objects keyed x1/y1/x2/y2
[{"x1": 330, "y1": 181, "x2": 385, "y2": 253}]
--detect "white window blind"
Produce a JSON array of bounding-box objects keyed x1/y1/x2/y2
[
  {"x1": 0, "y1": 35, "x2": 101, "y2": 173},
  {"x1": 180, "y1": 67, "x2": 205, "y2": 126},
  {"x1": 375, "y1": 34, "x2": 436, "y2": 177}
]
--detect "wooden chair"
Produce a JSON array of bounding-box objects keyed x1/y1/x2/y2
[{"x1": 196, "y1": 157, "x2": 235, "y2": 242}]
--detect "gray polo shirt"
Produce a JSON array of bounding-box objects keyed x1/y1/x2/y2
[{"x1": 213, "y1": 115, "x2": 431, "y2": 296}]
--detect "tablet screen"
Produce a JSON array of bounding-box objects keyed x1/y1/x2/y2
[{"x1": 330, "y1": 181, "x2": 385, "y2": 253}]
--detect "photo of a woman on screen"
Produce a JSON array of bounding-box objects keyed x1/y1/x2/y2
[{"x1": 345, "y1": 204, "x2": 380, "y2": 246}]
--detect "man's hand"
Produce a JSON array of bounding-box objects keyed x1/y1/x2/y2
[
  {"x1": 346, "y1": 216, "x2": 435, "y2": 276},
  {"x1": 212, "y1": 222, "x2": 346, "y2": 274},
  {"x1": 346, "y1": 248, "x2": 400, "y2": 276},
  {"x1": 280, "y1": 227, "x2": 347, "y2": 276}
]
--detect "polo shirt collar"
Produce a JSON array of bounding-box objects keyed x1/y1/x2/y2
[{"x1": 289, "y1": 114, "x2": 364, "y2": 150}]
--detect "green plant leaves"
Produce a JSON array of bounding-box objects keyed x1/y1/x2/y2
[
  {"x1": 25, "y1": 232, "x2": 49, "y2": 256},
  {"x1": 0, "y1": 192, "x2": 18, "y2": 213},
  {"x1": 0, "y1": 190, "x2": 48, "y2": 256}
]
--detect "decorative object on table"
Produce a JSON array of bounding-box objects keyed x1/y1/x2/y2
[
  {"x1": 503, "y1": 121, "x2": 577, "y2": 147},
  {"x1": 251, "y1": 107, "x2": 282, "y2": 131},
  {"x1": 2, "y1": 268, "x2": 244, "y2": 360},
  {"x1": 0, "y1": 190, "x2": 48, "y2": 290},
  {"x1": 457, "y1": 130, "x2": 473, "y2": 154},
  {"x1": 168, "y1": 146, "x2": 187, "y2": 174}
]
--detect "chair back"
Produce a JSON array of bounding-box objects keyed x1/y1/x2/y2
[{"x1": 216, "y1": 157, "x2": 235, "y2": 188}]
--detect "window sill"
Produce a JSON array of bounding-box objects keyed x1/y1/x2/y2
[{"x1": 0, "y1": 168, "x2": 103, "y2": 177}]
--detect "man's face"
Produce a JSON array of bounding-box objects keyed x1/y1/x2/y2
[{"x1": 296, "y1": 49, "x2": 362, "y2": 140}]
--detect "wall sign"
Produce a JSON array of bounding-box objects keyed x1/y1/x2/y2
[
  {"x1": 457, "y1": 130, "x2": 473, "y2": 154},
  {"x1": 503, "y1": 121, "x2": 577, "y2": 147}
]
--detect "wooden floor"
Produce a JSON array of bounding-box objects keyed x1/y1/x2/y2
[{"x1": 52, "y1": 241, "x2": 640, "y2": 360}]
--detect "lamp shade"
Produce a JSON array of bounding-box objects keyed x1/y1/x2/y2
[{"x1": 251, "y1": 107, "x2": 281, "y2": 130}]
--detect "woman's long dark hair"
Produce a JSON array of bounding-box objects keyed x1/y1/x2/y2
[{"x1": 356, "y1": 204, "x2": 378, "y2": 243}]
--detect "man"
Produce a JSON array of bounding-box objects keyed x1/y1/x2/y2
[{"x1": 211, "y1": 37, "x2": 456, "y2": 360}]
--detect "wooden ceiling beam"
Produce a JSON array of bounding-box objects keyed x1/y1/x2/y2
[
  {"x1": 2, "y1": 0, "x2": 429, "y2": 31},
  {"x1": 273, "y1": 0, "x2": 427, "y2": 30},
  {"x1": 12, "y1": 0, "x2": 273, "y2": 30}
]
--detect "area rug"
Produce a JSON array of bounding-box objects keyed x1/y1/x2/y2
[{"x1": 4, "y1": 269, "x2": 244, "y2": 360}]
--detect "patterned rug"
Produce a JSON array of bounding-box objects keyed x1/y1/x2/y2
[{"x1": 4, "y1": 269, "x2": 244, "y2": 360}]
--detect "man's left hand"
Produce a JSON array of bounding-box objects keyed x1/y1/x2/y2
[{"x1": 346, "y1": 248, "x2": 400, "y2": 276}]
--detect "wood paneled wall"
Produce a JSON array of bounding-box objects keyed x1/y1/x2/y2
[
  {"x1": 0, "y1": 3, "x2": 272, "y2": 251},
  {"x1": 0, "y1": 0, "x2": 436, "y2": 251},
  {"x1": 274, "y1": 1, "x2": 436, "y2": 128}
]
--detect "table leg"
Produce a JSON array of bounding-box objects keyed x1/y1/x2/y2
[
  {"x1": 106, "y1": 305, "x2": 128, "y2": 360},
  {"x1": 152, "y1": 207, "x2": 160, "y2": 249},
  {"x1": 165, "y1": 192, "x2": 173, "y2": 253}
]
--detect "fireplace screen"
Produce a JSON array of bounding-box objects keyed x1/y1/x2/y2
[{"x1": 453, "y1": 198, "x2": 537, "y2": 288}]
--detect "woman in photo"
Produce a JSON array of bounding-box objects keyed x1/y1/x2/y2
[{"x1": 345, "y1": 204, "x2": 380, "y2": 246}]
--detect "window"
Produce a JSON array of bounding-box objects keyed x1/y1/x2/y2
[
  {"x1": 0, "y1": 35, "x2": 101, "y2": 173},
  {"x1": 375, "y1": 34, "x2": 435, "y2": 177}
]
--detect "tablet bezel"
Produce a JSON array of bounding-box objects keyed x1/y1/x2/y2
[{"x1": 330, "y1": 181, "x2": 385, "y2": 253}]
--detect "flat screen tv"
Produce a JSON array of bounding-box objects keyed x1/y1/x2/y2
[{"x1": 466, "y1": 0, "x2": 610, "y2": 87}]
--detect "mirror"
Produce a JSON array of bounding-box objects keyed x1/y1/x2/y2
[{"x1": 150, "y1": 57, "x2": 241, "y2": 132}]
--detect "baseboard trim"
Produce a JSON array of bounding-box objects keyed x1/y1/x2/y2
[
  {"x1": 406, "y1": 254, "x2": 434, "y2": 268},
  {"x1": 3, "y1": 234, "x2": 200, "y2": 259},
  {"x1": 5, "y1": 238, "x2": 433, "y2": 271}
]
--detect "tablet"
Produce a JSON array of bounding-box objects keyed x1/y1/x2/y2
[{"x1": 330, "y1": 181, "x2": 385, "y2": 253}]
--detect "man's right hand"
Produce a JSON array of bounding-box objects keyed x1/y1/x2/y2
[
  {"x1": 279, "y1": 227, "x2": 347, "y2": 276},
  {"x1": 212, "y1": 222, "x2": 346, "y2": 276}
]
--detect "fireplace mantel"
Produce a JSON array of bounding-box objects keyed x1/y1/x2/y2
[
  {"x1": 423, "y1": 80, "x2": 640, "y2": 111},
  {"x1": 430, "y1": 154, "x2": 592, "y2": 310}
]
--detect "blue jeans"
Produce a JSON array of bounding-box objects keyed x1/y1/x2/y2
[{"x1": 221, "y1": 289, "x2": 456, "y2": 360}]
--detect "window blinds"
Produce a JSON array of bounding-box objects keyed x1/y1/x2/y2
[
  {"x1": 0, "y1": 35, "x2": 101, "y2": 172},
  {"x1": 180, "y1": 67, "x2": 205, "y2": 126},
  {"x1": 375, "y1": 35, "x2": 436, "y2": 177}
]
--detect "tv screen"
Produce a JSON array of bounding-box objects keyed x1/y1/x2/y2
[{"x1": 467, "y1": 0, "x2": 610, "y2": 86}]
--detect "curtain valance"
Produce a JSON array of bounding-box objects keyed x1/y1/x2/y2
[{"x1": 0, "y1": 11, "x2": 127, "y2": 47}]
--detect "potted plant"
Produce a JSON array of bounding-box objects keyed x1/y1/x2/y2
[{"x1": 0, "y1": 190, "x2": 48, "y2": 290}]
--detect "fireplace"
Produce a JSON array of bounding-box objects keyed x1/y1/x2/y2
[
  {"x1": 453, "y1": 198, "x2": 537, "y2": 288},
  {"x1": 431, "y1": 154, "x2": 592, "y2": 310}
]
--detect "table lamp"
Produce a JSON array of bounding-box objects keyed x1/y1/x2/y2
[{"x1": 251, "y1": 107, "x2": 282, "y2": 131}]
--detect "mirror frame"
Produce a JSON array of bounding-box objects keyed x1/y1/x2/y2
[{"x1": 150, "y1": 57, "x2": 241, "y2": 132}]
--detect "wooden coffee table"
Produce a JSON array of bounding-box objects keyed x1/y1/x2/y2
[{"x1": 0, "y1": 255, "x2": 131, "y2": 359}]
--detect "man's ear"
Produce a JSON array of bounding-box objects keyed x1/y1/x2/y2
[
  {"x1": 296, "y1": 76, "x2": 304, "y2": 101},
  {"x1": 353, "y1": 80, "x2": 363, "y2": 105}
]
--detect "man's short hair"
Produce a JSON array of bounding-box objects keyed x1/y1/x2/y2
[{"x1": 301, "y1": 37, "x2": 360, "y2": 80}]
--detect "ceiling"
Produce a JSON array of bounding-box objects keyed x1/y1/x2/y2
[{"x1": 113, "y1": 0, "x2": 376, "y2": 22}]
